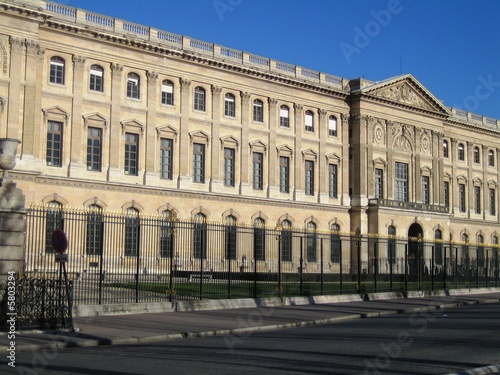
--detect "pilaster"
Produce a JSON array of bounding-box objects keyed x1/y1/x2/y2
[
  {"x1": 177, "y1": 78, "x2": 191, "y2": 188},
  {"x1": 293, "y1": 103, "x2": 303, "y2": 200},
  {"x1": 107, "y1": 63, "x2": 123, "y2": 180},
  {"x1": 209, "y1": 85, "x2": 222, "y2": 192},
  {"x1": 267, "y1": 98, "x2": 278, "y2": 197},
  {"x1": 318, "y1": 109, "x2": 328, "y2": 203},
  {"x1": 144, "y1": 71, "x2": 158, "y2": 184},
  {"x1": 68, "y1": 55, "x2": 86, "y2": 176},
  {"x1": 7, "y1": 37, "x2": 24, "y2": 142},
  {"x1": 239, "y1": 92, "x2": 252, "y2": 195}
]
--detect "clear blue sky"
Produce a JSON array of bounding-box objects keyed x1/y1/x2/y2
[{"x1": 52, "y1": 0, "x2": 500, "y2": 119}]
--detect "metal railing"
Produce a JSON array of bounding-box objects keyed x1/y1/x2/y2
[{"x1": 24, "y1": 207, "x2": 500, "y2": 305}]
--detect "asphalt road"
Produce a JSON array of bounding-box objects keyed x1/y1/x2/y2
[{"x1": 6, "y1": 303, "x2": 500, "y2": 375}]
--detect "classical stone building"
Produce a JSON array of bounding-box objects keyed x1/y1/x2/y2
[{"x1": 1, "y1": 0, "x2": 499, "y2": 273}]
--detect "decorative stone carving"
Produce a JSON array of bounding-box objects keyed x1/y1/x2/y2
[
  {"x1": 268, "y1": 98, "x2": 278, "y2": 107},
  {"x1": 0, "y1": 36, "x2": 8, "y2": 73},
  {"x1": 420, "y1": 130, "x2": 431, "y2": 154},
  {"x1": 111, "y1": 63, "x2": 123, "y2": 77},
  {"x1": 373, "y1": 122, "x2": 385, "y2": 145},
  {"x1": 393, "y1": 135, "x2": 412, "y2": 152},
  {"x1": 180, "y1": 78, "x2": 191, "y2": 90},
  {"x1": 9, "y1": 37, "x2": 24, "y2": 54},
  {"x1": 373, "y1": 82, "x2": 434, "y2": 111},
  {"x1": 146, "y1": 70, "x2": 158, "y2": 84},
  {"x1": 72, "y1": 55, "x2": 86, "y2": 70},
  {"x1": 211, "y1": 85, "x2": 222, "y2": 95}
]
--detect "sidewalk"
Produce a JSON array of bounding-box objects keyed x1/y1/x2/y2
[{"x1": 2, "y1": 288, "x2": 500, "y2": 354}]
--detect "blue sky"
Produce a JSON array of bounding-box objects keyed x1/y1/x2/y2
[{"x1": 51, "y1": 0, "x2": 500, "y2": 119}]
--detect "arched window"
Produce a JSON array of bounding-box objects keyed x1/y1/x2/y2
[
  {"x1": 193, "y1": 213, "x2": 207, "y2": 259},
  {"x1": 194, "y1": 86, "x2": 206, "y2": 111},
  {"x1": 254, "y1": 218, "x2": 266, "y2": 261},
  {"x1": 328, "y1": 116, "x2": 337, "y2": 137},
  {"x1": 161, "y1": 80, "x2": 174, "y2": 105},
  {"x1": 330, "y1": 224, "x2": 341, "y2": 263},
  {"x1": 477, "y1": 234, "x2": 484, "y2": 268},
  {"x1": 474, "y1": 147, "x2": 480, "y2": 164},
  {"x1": 126, "y1": 73, "x2": 140, "y2": 99},
  {"x1": 489, "y1": 150, "x2": 495, "y2": 167},
  {"x1": 160, "y1": 210, "x2": 175, "y2": 258},
  {"x1": 86, "y1": 204, "x2": 103, "y2": 255},
  {"x1": 281, "y1": 220, "x2": 292, "y2": 261},
  {"x1": 89, "y1": 65, "x2": 104, "y2": 92},
  {"x1": 45, "y1": 201, "x2": 63, "y2": 253},
  {"x1": 306, "y1": 222, "x2": 317, "y2": 262},
  {"x1": 253, "y1": 99, "x2": 264, "y2": 122},
  {"x1": 225, "y1": 215, "x2": 237, "y2": 260},
  {"x1": 49, "y1": 56, "x2": 65, "y2": 84},
  {"x1": 458, "y1": 143, "x2": 465, "y2": 161},
  {"x1": 125, "y1": 208, "x2": 140, "y2": 256},
  {"x1": 280, "y1": 105, "x2": 290, "y2": 128},
  {"x1": 443, "y1": 140, "x2": 449, "y2": 158},
  {"x1": 305, "y1": 110, "x2": 314, "y2": 132},
  {"x1": 434, "y1": 229, "x2": 443, "y2": 266},
  {"x1": 224, "y1": 93, "x2": 235, "y2": 117},
  {"x1": 388, "y1": 226, "x2": 396, "y2": 264}
]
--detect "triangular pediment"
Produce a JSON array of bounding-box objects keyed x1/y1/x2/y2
[{"x1": 360, "y1": 75, "x2": 451, "y2": 116}]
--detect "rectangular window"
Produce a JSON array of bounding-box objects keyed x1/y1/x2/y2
[
  {"x1": 87, "y1": 127, "x2": 102, "y2": 171},
  {"x1": 329, "y1": 164, "x2": 338, "y2": 198},
  {"x1": 160, "y1": 138, "x2": 173, "y2": 180},
  {"x1": 474, "y1": 186, "x2": 481, "y2": 214},
  {"x1": 252, "y1": 152, "x2": 263, "y2": 190},
  {"x1": 86, "y1": 211, "x2": 103, "y2": 255},
  {"x1": 395, "y1": 162, "x2": 408, "y2": 202},
  {"x1": 304, "y1": 112, "x2": 313, "y2": 132},
  {"x1": 490, "y1": 188, "x2": 496, "y2": 216},
  {"x1": 224, "y1": 95, "x2": 235, "y2": 117},
  {"x1": 279, "y1": 156, "x2": 290, "y2": 193},
  {"x1": 253, "y1": 101, "x2": 263, "y2": 122},
  {"x1": 443, "y1": 181, "x2": 450, "y2": 207},
  {"x1": 89, "y1": 66, "x2": 103, "y2": 92},
  {"x1": 124, "y1": 214, "x2": 139, "y2": 256},
  {"x1": 126, "y1": 76, "x2": 139, "y2": 99},
  {"x1": 124, "y1": 133, "x2": 139, "y2": 175},
  {"x1": 194, "y1": 88, "x2": 205, "y2": 111},
  {"x1": 375, "y1": 168, "x2": 383, "y2": 199},
  {"x1": 459, "y1": 183, "x2": 466, "y2": 212},
  {"x1": 280, "y1": 107, "x2": 289, "y2": 128},
  {"x1": 47, "y1": 120, "x2": 63, "y2": 167},
  {"x1": 193, "y1": 143, "x2": 205, "y2": 183},
  {"x1": 161, "y1": 83, "x2": 174, "y2": 105},
  {"x1": 223, "y1": 148, "x2": 235, "y2": 186},
  {"x1": 281, "y1": 230, "x2": 292, "y2": 261},
  {"x1": 422, "y1": 176, "x2": 430, "y2": 204},
  {"x1": 305, "y1": 160, "x2": 314, "y2": 196},
  {"x1": 49, "y1": 59, "x2": 64, "y2": 84},
  {"x1": 193, "y1": 222, "x2": 207, "y2": 259}
]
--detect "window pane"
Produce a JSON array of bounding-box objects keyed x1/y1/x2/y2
[{"x1": 87, "y1": 127, "x2": 102, "y2": 171}]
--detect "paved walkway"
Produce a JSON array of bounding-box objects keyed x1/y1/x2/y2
[{"x1": 2, "y1": 289, "x2": 500, "y2": 359}]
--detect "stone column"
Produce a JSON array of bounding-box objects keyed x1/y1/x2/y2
[
  {"x1": 293, "y1": 104, "x2": 303, "y2": 200},
  {"x1": 267, "y1": 98, "x2": 278, "y2": 198},
  {"x1": 341, "y1": 114, "x2": 350, "y2": 206},
  {"x1": 318, "y1": 109, "x2": 328, "y2": 203},
  {"x1": 0, "y1": 140, "x2": 26, "y2": 315},
  {"x1": 7, "y1": 38, "x2": 24, "y2": 142},
  {"x1": 239, "y1": 92, "x2": 251, "y2": 195}
]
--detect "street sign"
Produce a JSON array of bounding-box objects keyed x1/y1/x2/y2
[
  {"x1": 51, "y1": 229, "x2": 68, "y2": 254},
  {"x1": 55, "y1": 253, "x2": 69, "y2": 263}
]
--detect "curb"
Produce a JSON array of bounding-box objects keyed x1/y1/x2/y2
[{"x1": 7, "y1": 295, "x2": 499, "y2": 353}]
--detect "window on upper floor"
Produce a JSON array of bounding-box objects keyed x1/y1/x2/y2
[
  {"x1": 489, "y1": 150, "x2": 495, "y2": 167},
  {"x1": 87, "y1": 127, "x2": 102, "y2": 172},
  {"x1": 280, "y1": 105, "x2": 290, "y2": 128},
  {"x1": 305, "y1": 160, "x2": 314, "y2": 196},
  {"x1": 49, "y1": 56, "x2": 65, "y2": 85},
  {"x1": 223, "y1": 148, "x2": 235, "y2": 187},
  {"x1": 395, "y1": 162, "x2": 408, "y2": 202},
  {"x1": 193, "y1": 143, "x2": 205, "y2": 183},
  {"x1": 124, "y1": 133, "x2": 139, "y2": 176},
  {"x1": 224, "y1": 93, "x2": 235, "y2": 117},
  {"x1": 328, "y1": 116, "x2": 338, "y2": 137},
  {"x1": 161, "y1": 80, "x2": 174, "y2": 105},
  {"x1": 443, "y1": 140, "x2": 449, "y2": 158},
  {"x1": 305, "y1": 110, "x2": 314, "y2": 132},
  {"x1": 160, "y1": 138, "x2": 173, "y2": 180},
  {"x1": 89, "y1": 65, "x2": 104, "y2": 92},
  {"x1": 253, "y1": 99, "x2": 264, "y2": 122},
  {"x1": 458, "y1": 143, "x2": 465, "y2": 161},
  {"x1": 47, "y1": 120, "x2": 63, "y2": 167},
  {"x1": 194, "y1": 86, "x2": 206, "y2": 111},
  {"x1": 126, "y1": 73, "x2": 140, "y2": 99},
  {"x1": 474, "y1": 147, "x2": 480, "y2": 164}
]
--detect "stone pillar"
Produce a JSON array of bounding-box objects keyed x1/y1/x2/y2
[
  {"x1": 239, "y1": 92, "x2": 251, "y2": 195},
  {"x1": 267, "y1": 98, "x2": 278, "y2": 198},
  {"x1": 107, "y1": 63, "x2": 123, "y2": 181},
  {"x1": 293, "y1": 104, "x2": 303, "y2": 200},
  {"x1": 318, "y1": 109, "x2": 328, "y2": 203},
  {"x1": 209, "y1": 86, "x2": 222, "y2": 192},
  {"x1": 0, "y1": 139, "x2": 26, "y2": 312},
  {"x1": 69, "y1": 55, "x2": 86, "y2": 176},
  {"x1": 177, "y1": 78, "x2": 191, "y2": 188},
  {"x1": 144, "y1": 71, "x2": 158, "y2": 185}
]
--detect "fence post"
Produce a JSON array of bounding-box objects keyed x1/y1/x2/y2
[
  {"x1": 404, "y1": 244, "x2": 408, "y2": 292},
  {"x1": 339, "y1": 237, "x2": 343, "y2": 295},
  {"x1": 373, "y1": 240, "x2": 378, "y2": 293},
  {"x1": 431, "y1": 245, "x2": 435, "y2": 291},
  {"x1": 320, "y1": 238, "x2": 324, "y2": 296},
  {"x1": 299, "y1": 236, "x2": 303, "y2": 296}
]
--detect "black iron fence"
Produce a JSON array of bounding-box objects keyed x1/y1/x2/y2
[{"x1": 24, "y1": 207, "x2": 500, "y2": 305}]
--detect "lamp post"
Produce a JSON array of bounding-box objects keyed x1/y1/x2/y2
[{"x1": 355, "y1": 228, "x2": 362, "y2": 293}]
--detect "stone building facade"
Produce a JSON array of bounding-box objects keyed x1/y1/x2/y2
[{"x1": 1, "y1": 0, "x2": 499, "y2": 266}]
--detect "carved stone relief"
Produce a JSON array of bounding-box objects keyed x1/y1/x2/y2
[
  {"x1": 373, "y1": 82, "x2": 434, "y2": 111},
  {"x1": 373, "y1": 120, "x2": 385, "y2": 145}
]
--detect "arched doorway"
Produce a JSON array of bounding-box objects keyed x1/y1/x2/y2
[{"x1": 408, "y1": 223, "x2": 424, "y2": 282}]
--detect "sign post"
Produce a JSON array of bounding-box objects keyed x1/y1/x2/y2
[{"x1": 51, "y1": 229, "x2": 73, "y2": 330}]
